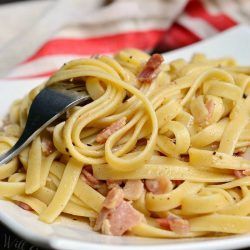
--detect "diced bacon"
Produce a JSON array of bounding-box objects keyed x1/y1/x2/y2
[
  {"x1": 233, "y1": 170, "x2": 246, "y2": 179},
  {"x1": 81, "y1": 167, "x2": 102, "y2": 189},
  {"x1": 233, "y1": 148, "x2": 250, "y2": 177},
  {"x1": 106, "y1": 200, "x2": 143, "y2": 236},
  {"x1": 123, "y1": 180, "x2": 144, "y2": 201},
  {"x1": 145, "y1": 177, "x2": 173, "y2": 194},
  {"x1": 15, "y1": 201, "x2": 33, "y2": 211},
  {"x1": 156, "y1": 218, "x2": 170, "y2": 230},
  {"x1": 94, "y1": 207, "x2": 110, "y2": 231},
  {"x1": 94, "y1": 201, "x2": 143, "y2": 236},
  {"x1": 168, "y1": 214, "x2": 190, "y2": 235},
  {"x1": 156, "y1": 214, "x2": 190, "y2": 235},
  {"x1": 197, "y1": 99, "x2": 216, "y2": 126},
  {"x1": 102, "y1": 188, "x2": 124, "y2": 209},
  {"x1": 234, "y1": 169, "x2": 250, "y2": 178},
  {"x1": 97, "y1": 184, "x2": 109, "y2": 196},
  {"x1": 41, "y1": 137, "x2": 55, "y2": 156},
  {"x1": 94, "y1": 188, "x2": 143, "y2": 236},
  {"x1": 241, "y1": 147, "x2": 250, "y2": 160},
  {"x1": 138, "y1": 54, "x2": 164, "y2": 84},
  {"x1": 96, "y1": 117, "x2": 127, "y2": 144},
  {"x1": 205, "y1": 99, "x2": 215, "y2": 120}
]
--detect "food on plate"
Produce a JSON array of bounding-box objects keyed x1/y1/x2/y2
[{"x1": 1, "y1": 49, "x2": 250, "y2": 238}]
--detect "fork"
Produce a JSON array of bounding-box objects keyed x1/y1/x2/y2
[{"x1": 0, "y1": 81, "x2": 91, "y2": 165}]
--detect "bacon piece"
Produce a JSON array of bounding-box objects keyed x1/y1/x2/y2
[
  {"x1": 95, "y1": 201, "x2": 143, "y2": 236},
  {"x1": 234, "y1": 148, "x2": 250, "y2": 177},
  {"x1": 233, "y1": 170, "x2": 246, "y2": 179},
  {"x1": 15, "y1": 201, "x2": 33, "y2": 211},
  {"x1": 138, "y1": 54, "x2": 164, "y2": 84},
  {"x1": 205, "y1": 99, "x2": 215, "y2": 121},
  {"x1": 94, "y1": 207, "x2": 110, "y2": 231},
  {"x1": 197, "y1": 99, "x2": 216, "y2": 126},
  {"x1": 156, "y1": 218, "x2": 170, "y2": 230},
  {"x1": 94, "y1": 188, "x2": 143, "y2": 236},
  {"x1": 145, "y1": 177, "x2": 173, "y2": 194},
  {"x1": 123, "y1": 180, "x2": 144, "y2": 201},
  {"x1": 103, "y1": 188, "x2": 124, "y2": 209},
  {"x1": 80, "y1": 167, "x2": 102, "y2": 189},
  {"x1": 96, "y1": 117, "x2": 127, "y2": 144},
  {"x1": 168, "y1": 214, "x2": 190, "y2": 235},
  {"x1": 41, "y1": 136, "x2": 55, "y2": 156},
  {"x1": 106, "y1": 200, "x2": 142, "y2": 236},
  {"x1": 156, "y1": 214, "x2": 190, "y2": 235},
  {"x1": 94, "y1": 188, "x2": 126, "y2": 230},
  {"x1": 97, "y1": 184, "x2": 109, "y2": 196},
  {"x1": 233, "y1": 169, "x2": 250, "y2": 178},
  {"x1": 241, "y1": 147, "x2": 250, "y2": 160}
]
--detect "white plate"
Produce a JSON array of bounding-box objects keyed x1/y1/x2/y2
[{"x1": 1, "y1": 25, "x2": 250, "y2": 250}]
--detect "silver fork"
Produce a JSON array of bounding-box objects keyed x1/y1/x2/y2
[{"x1": 0, "y1": 81, "x2": 91, "y2": 165}]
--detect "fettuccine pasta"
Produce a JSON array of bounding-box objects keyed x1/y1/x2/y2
[{"x1": 1, "y1": 49, "x2": 250, "y2": 238}]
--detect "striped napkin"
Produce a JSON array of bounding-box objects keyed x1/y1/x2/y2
[{"x1": 1, "y1": 0, "x2": 250, "y2": 79}]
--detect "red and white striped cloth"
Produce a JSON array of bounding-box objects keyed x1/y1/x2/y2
[{"x1": 4, "y1": 0, "x2": 250, "y2": 79}]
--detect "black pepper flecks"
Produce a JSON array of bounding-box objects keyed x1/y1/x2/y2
[{"x1": 243, "y1": 93, "x2": 247, "y2": 99}]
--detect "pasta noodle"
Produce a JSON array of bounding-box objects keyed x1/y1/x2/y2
[{"x1": 1, "y1": 48, "x2": 250, "y2": 238}]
